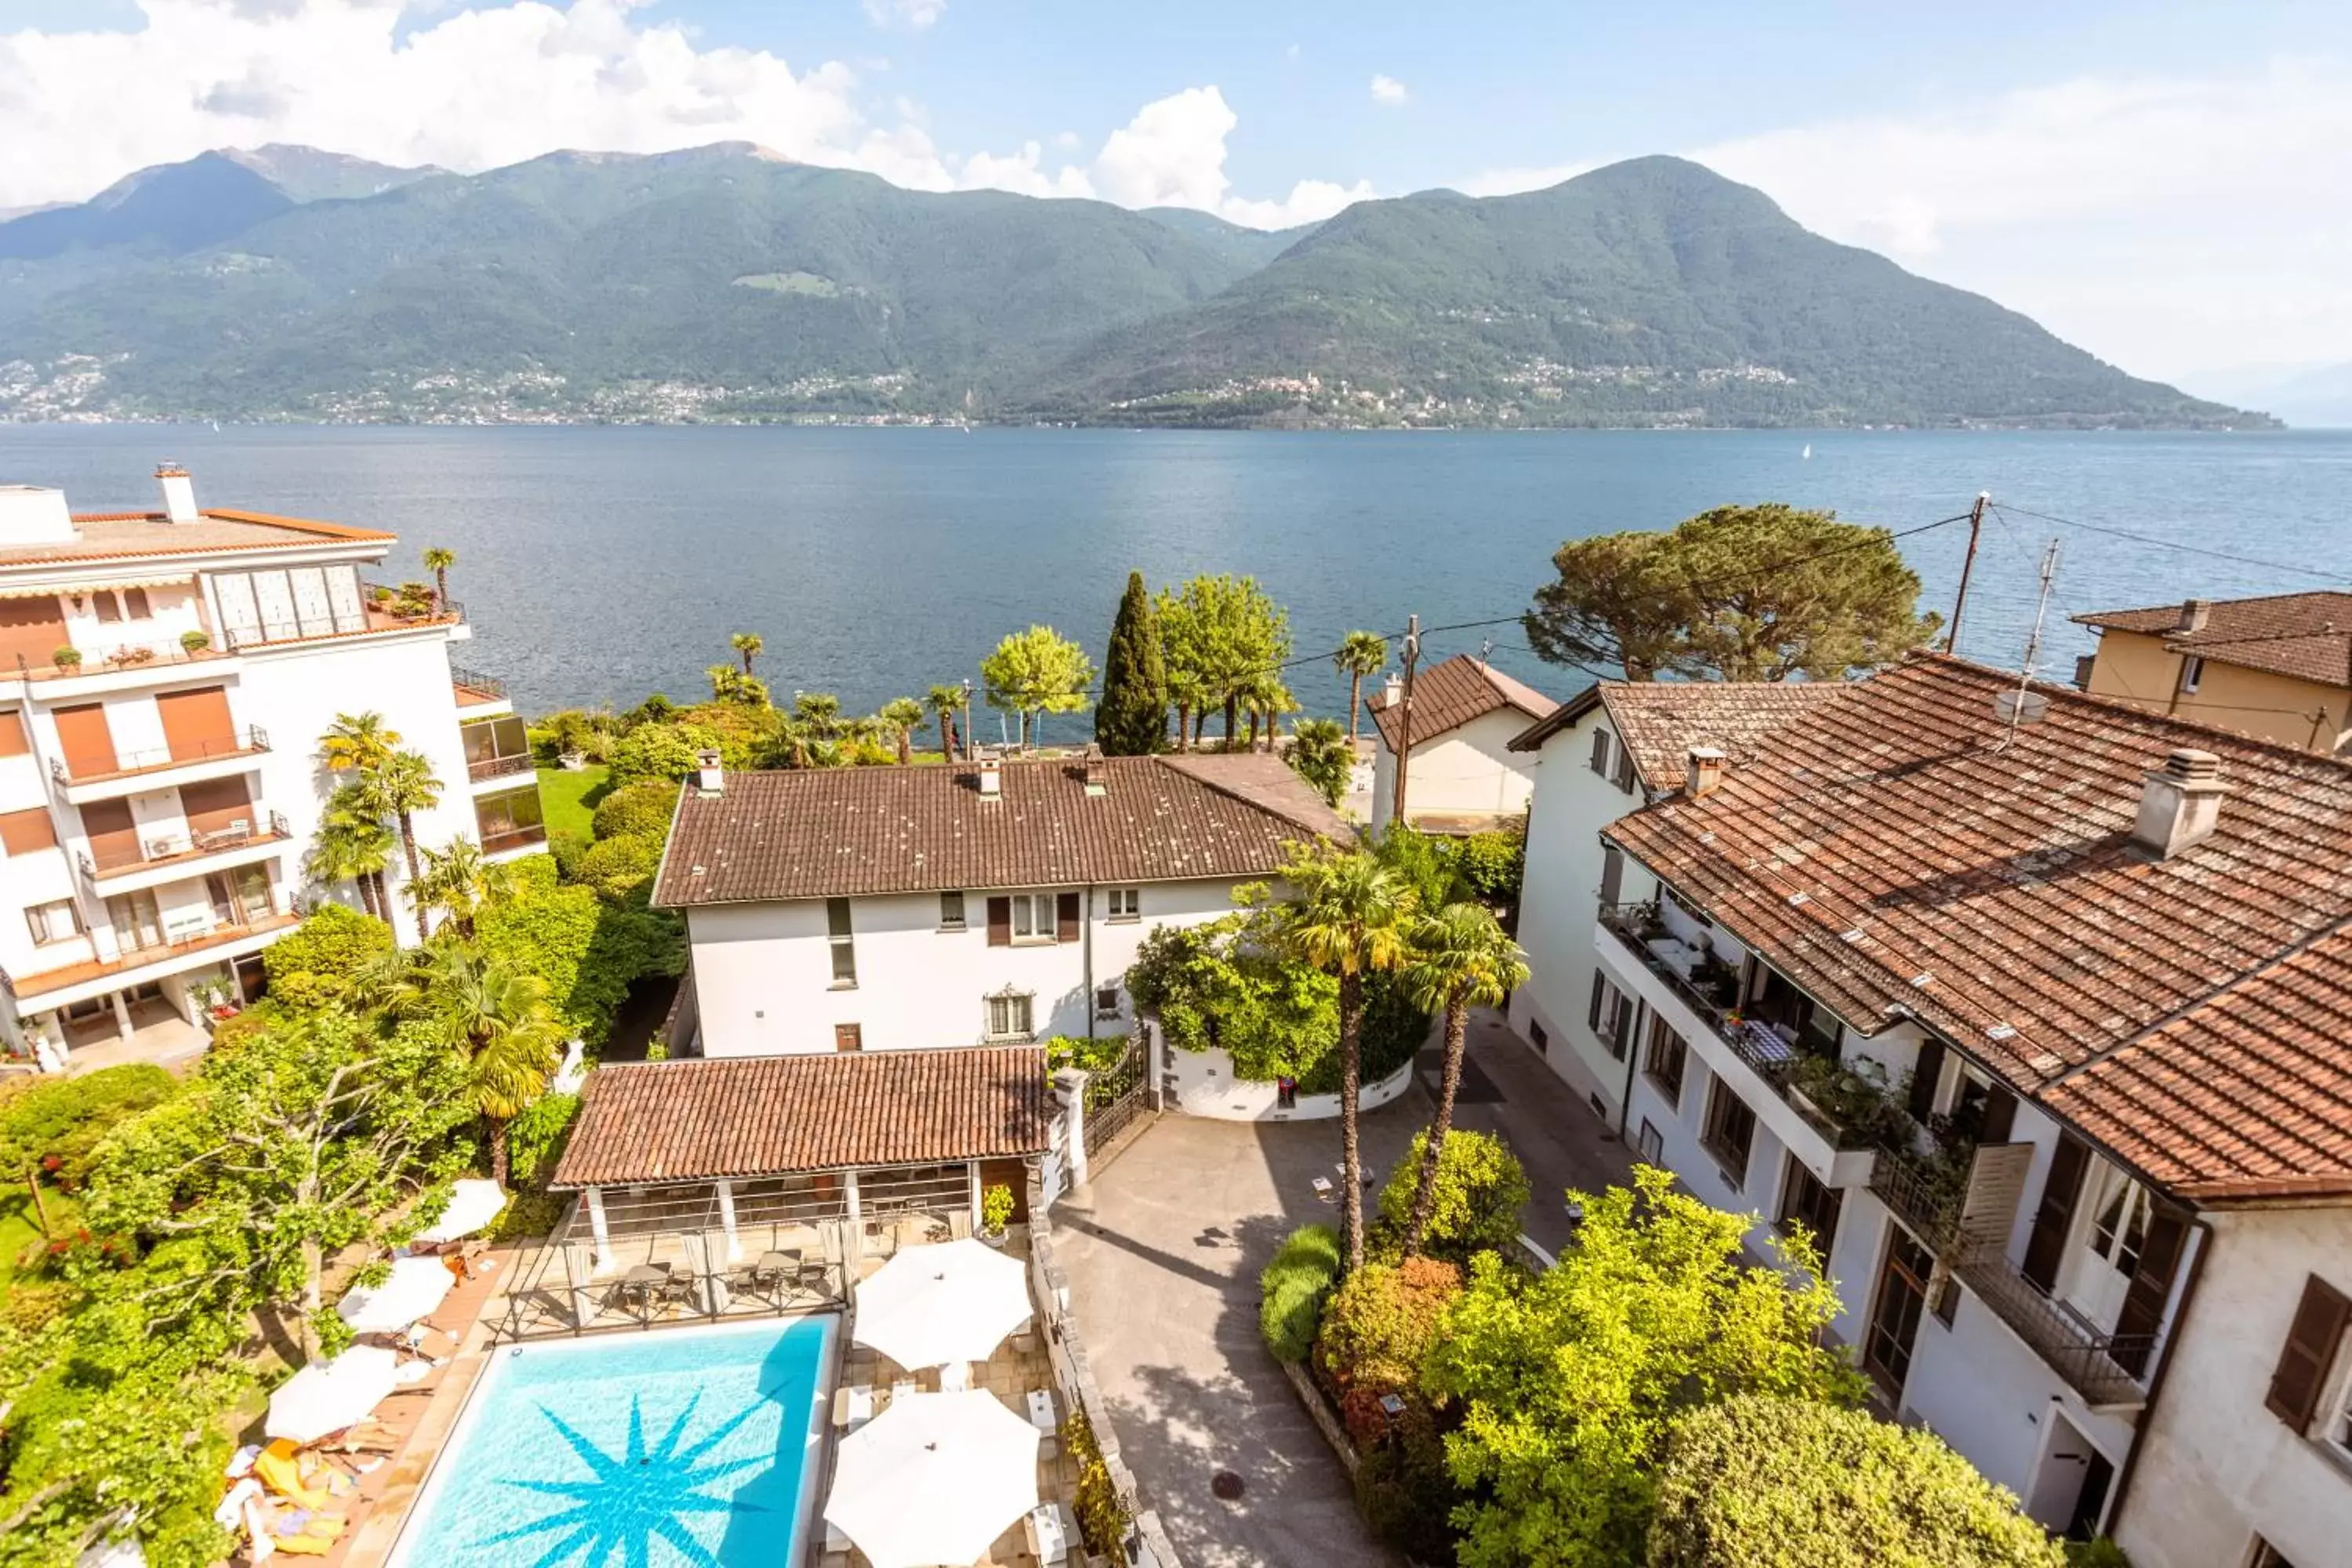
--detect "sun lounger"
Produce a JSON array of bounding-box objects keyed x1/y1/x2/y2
[
  {"x1": 1026, "y1": 1388, "x2": 1060, "y2": 1456},
  {"x1": 833, "y1": 1384, "x2": 876, "y2": 1432},
  {"x1": 1025, "y1": 1501, "x2": 1073, "y2": 1565}
]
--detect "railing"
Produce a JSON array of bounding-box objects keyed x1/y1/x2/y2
[
  {"x1": 50, "y1": 726, "x2": 270, "y2": 783},
  {"x1": 361, "y1": 580, "x2": 466, "y2": 624},
  {"x1": 1870, "y1": 1146, "x2": 1970, "y2": 1252},
  {"x1": 449, "y1": 664, "x2": 508, "y2": 701},
  {"x1": 467, "y1": 751, "x2": 534, "y2": 782},
  {"x1": 224, "y1": 615, "x2": 374, "y2": 650},
  {"x1": 1954, "y1": 1247, "x2": 2158, "y2": 1408},
  {"x1": 9, "y1": 643, "x2": 228, "y2": 682},
  {"x1": 479, "y1": 823, "x2": 548, "y2": 854},
  {"x1": 78, "y1": 810, "x2": 291, "y2": 880}
]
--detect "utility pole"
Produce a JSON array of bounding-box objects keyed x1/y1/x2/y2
[
  {"x1": 1389, "y1": 615, "x2": 1421, "y2": 829},
  {"x1": 960, "y1": 679, "x2": 975, "y2": 760},
  {"x1": 1996, "y1": 538, "x2": 2061, "y2": 752},
  {"x1": 1947, "y1": 492, "x2": 1990, "y2": 655}
]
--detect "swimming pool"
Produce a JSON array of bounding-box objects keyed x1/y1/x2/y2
[{"x1": 390, "y1": 1316, "x2": 835, "y2": 1568}]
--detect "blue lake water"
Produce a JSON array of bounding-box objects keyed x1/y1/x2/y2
[
  {"x1": 2, "y1": 425, "x2": 2347, "y2": 726},
  {"x1": 390, "y1": 1315, "x2": 833, "y2": 1568}
]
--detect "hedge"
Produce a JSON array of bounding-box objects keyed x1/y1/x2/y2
[{"x1": 1261, "y1": 1223, "x2": 1343, "y2": 1363}]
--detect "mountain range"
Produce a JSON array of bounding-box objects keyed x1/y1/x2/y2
[{"x1": 0, "y1": 143, "x2": 2267, "y2": 430}]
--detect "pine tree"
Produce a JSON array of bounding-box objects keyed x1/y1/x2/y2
[{"x1": 1095, "y1": 571, "x2": 1169, "y2": 755}]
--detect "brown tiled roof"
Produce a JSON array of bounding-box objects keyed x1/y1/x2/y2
[
  {"x1": 1602, "y1": 654, "x2": 2352, "y2": 1197},
  {"x1": 0, "y1": 508, "x2": 393, "y2": 568},
  {"x1": 1367, "y1": 655, "x2": 1555, "y2": 751},
  {"x1": 550, "y1": 1045, "x2": 1053, "y2": 1188},
  {"x1": 654, "y1": 752, "x2": 1348, "y2": 907},
  {"x1": 2075, "y1": 591, "x2": 2352, "y2": 688},
  {"x1": 1508, "y1": 679, "x2": 1847, "y2": 791}
]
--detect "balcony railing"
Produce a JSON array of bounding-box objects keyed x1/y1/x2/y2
[
  {"x1": 78, "y1": 811, "x2": 292, "y2": 882},
  {"x1": 50, "y1": 727, "x2": 270, "y2": 784},
  {"x1": 451, "y1": 664, "x2": 509, "y2": 704},
  {"x1": 468, "y1": 751, "x2": 535, "y2": 782},
  {"x1": 1953, "y1": 1247, "x2": 2158, "y2": 1409},
  {"x1": 361, "y1": 581, "x2": 466, "y2": 624},
  {"x1": 1870, "y1": 1147, "x2": 1972, "y2": 1253},
  {"x1": 480, "y1": 824, "x2": 548, "y2": 855}
]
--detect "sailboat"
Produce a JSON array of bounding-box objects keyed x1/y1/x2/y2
[{"x1": 1800, "y1": 442, "x2": 1813, "y2": 459}]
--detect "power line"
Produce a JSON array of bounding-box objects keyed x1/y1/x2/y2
[{"x1": 1988, "y1": 502, "x2": 2350, "y2": 586}]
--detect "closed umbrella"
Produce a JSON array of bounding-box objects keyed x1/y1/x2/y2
[
  {"x1": 416, "y1": 1178, "x2": 507, "y2": 1243},
  {"x1": 338, "y1": 1256, "x2": 455, "y2": 1334},
  {"x1": 824, "y1": 1392, "x2": 1040, "y2": 1568},
  {"x1": 852, "y1": 1237, "x2": 1032, "y2": 1370},
  {"x1": 265, "y1": 1347, "x2": 400, "y2": 1444}
]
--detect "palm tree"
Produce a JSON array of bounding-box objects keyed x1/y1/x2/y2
[
  {"x1": 730, "y1": 631, "x2": 764, "y2": 678},
  {"x1": 415, "y1": 839, "x2": 514, "y2": 939},
  {"x1": 422, "y1": 546, "x2": 456, "y2": 615},
  {"x1": 350, "y1": 749, "x2": 441, "y2": 941},
  {"x1": 307, "y1": 789, "x2": 395, "y2": 922},
  {"x1": 926, "y1": 684, "x2": 964, "y2": 760},
  {"x1": 793, "y1": 691, "x2": 843, "y2": 741},
  {"x1": 877, "y1": 698, "x2": 927, "y2": 764},
  {"x1": 1334, "y1": 632, "x2": 1388, "y2": 742},
  {"x1": 1284, "y1": 717, "x2": 1352, "y2": 808},
  {"x1": 393, "y1": 946, "x2": 564, "y2": 1183},
  {"x1": 1261, "y1": 842, "x2": 1418, "y2": 1274},
  {"x1": 318, "y1": 711, "x2": 401, "y2": 776},
  {"x1": 1398, "y1": 904, "x2": 1529, "y2": 1257}
]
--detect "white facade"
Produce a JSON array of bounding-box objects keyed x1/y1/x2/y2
[
  {"x1": 1369, "y1": 705, "x2": 1542, "y2": 833},
  {"x1": 684, "y1": 877, "x2": 1252, "y2": 1057},
  {"x1": 0, "y1": 472, "x2": 543, "y2": 1065}
]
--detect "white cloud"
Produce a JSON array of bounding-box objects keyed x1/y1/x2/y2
[
  {"x1": 1454, "y1": 158, "x2": 1597, "y2": 198},
  {"x1": 861, "y1": 0, "x2": 944, "y2": 31},
  {"x1": 1081, "y1": 85, "x2": 1370, "y2": 227},
  {"x1": 1369, "y1": 74, "x2": 1407, "y2": 106}
]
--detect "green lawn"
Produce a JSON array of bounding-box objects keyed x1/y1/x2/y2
[
  {"x1": 0, "y1": 1188, "x2": 77, "y2": 1292},
  {"x1": 537, "y1": 764, "x2": 611, "y2": 840}
]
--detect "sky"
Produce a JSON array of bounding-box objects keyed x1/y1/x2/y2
[{"x1": 1, "y1": 1, "x2": 2347, "y2": 384}]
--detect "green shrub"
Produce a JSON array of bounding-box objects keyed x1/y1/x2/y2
[
  {"x1": 1062, "y1": 1409, "x2": 1131, "y2": 1557},
  {"x1": 1376, "y1": 1129, "x2": 1530, "y2": 1264},
  {"x1": 1456, "y1": 822, "x2": 1526, "y2": 902},
  {"x1": 261, "y1": 904, "x2": 395, "y2": 1009},
  {"x1": 575, "y1": 833, "x2": 662, "y2": 899},
  {"x1": 504, "y1": 1092, "x2": 581, "y2": 1189},
  {"x1": 2064, "y1": 1541, "x2": 2133, "y2": 1568},
  {"x1": 606, "y1": 721, "x2": 724, "y2": 787},
  {"x1": 1649, "y1": 1396, "x2": 2065, "y2": 1568},
  {"x1": 487, "y1": 1189, "x2": 568, "y2": 1240},
  {"x1": 1261, "y1": 1222, "x2": 1342, "y2": 1363},
  {"x1": 1316, "y1": 1256, "x2": 1462, "y2": 1436},
  {"x1": 590, "y1": 779, "x2": 680, "y2": 843},
  {"x1": 0, "y1": 1064, "x2": 178, "y2": 1192},
  {"x1": 548, "y1": 827, "x2": 589, "y2": 881},
  {"x1": 1353, "y1": 1421, "x2": 1461, "y2": 1566},
  {"x1": 1043, "y1": 1034, "x2": 1128, "y2": 1076}
]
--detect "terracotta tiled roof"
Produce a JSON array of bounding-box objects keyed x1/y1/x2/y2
[
  {"x1": 0, "y1": 508, "x2": 394, "y2": 568},
  {"x1": 654, "y1": 752, "x2": 1348, "y2": 907},
  {"x1": 1602, "y1": 654, "x2": 2352, "y2": 1198},
  {"x1": 2075, "y1": 591, "x2": 2352, "y2": 688},
  {"x1": 1508, "y1": 679, "x2": 1850, "y2": 793},
  {"x1": 1367, "y1": 655, "x2": 1555, "y2": 751},
  {"x1": 550, "y1": 1045, "x2": 1054, "y2": 1188}
]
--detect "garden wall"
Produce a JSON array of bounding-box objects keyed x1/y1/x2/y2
[{"x1": 1166, "y1": 1048, "x2": 1414, "y2": 1121}]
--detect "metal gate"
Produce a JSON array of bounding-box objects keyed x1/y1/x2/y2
[{"x1": 1083, "y1": 1030, "x2": 1151, "y2": 1152}]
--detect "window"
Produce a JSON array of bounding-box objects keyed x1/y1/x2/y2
[
  {"x1": 834, "y1": 1023, "x2": 863, "y2": 1053},
  {"x1": 1588, "y1": 973, "x2": 1632, "y2": 1059},
  {"x1": 1611, "y1": 739, "x2": 1637, "y2": 794},
  {"x1": 1106, "y1": 887, "x2": 1142, "y2": 921},
  {"x1": 1589, "y1": 728, "x2": 1613, "y2": 777},
  {"x1": 93, "y1": 590, "x2": 121, "y2": 623},
  {"x1": 826, "y1": 898, "x2": 857, "y2": 986},
  {"x1": 2266, "y1": 1272, "x2": 2351, "y2": 1435},
  {"x1": 123, "y1": 587, "x2": 151, "y2": 619},
  {"x1": 2181, "y1": 655, "x2": 2205, "y2": 695},
  {"x1": 1642, "y1": 1014, "x2": 1686, "y2": 1109},
  {"x1": 1864, "y1": 1230, "x2": 1935, "y2": 1396},
  {"x1": 1635, "y1": 1118, "x2": 1664, "y2": 1164},
  {"x1": 25, "y1": 898, "x2": 78, "y2": 946},
  {"x1": 1009, "y1": 891, "x2": 1057, "y2": 942},
  {"x1": 1095, "y1": 984, "x2": 1122, "y2": 1018},
  {"x1": 2250, "y1": 1542, "x2": 2300, "y2": 1568},
  {"x1": 1933, "y1": 1276, "x2": 1962, "y2": 1327},
  {"x1": 1777, "y1": 1159, "x2": 1842, "y2": 1258},
  {"x1": 985, "y1": 991, "x2": 1033, "y2": 1040},
  {"x1": 0, "y1": 709, "x2": 27, "y2": 758},
  {"x1": 1529, "y1": 1020, "x2": 1548, "y2": 1052},
  {"x1": 1701, "y1": 1079, "x2": 1757, "y2": 1187},
  {"x1": 0, "y1": 807, "x2": 56, "y2": 856},
  {"x1": 939, "y1": 891, "x2": 966, "y2": 930}
]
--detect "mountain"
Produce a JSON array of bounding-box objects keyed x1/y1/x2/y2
[
  {"x1": 0, "y1": 146, "x2": 2266, "y2": 429},
  {"x1": 1026, "y1": 157, "x2": 2259, "y2": 430},
  {"x1": 2184, "y1": 362, "x2": 2352, "y2": 429}
]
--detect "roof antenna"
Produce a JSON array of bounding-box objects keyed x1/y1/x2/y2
[
  {"x1": 1992, "y1": 537, "x2": 2061, "y2": 751},
  {"x1": 1479, "y1": 636, "x2": 1494, "y2": 670}
]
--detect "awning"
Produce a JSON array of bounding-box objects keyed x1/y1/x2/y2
[{"x1": 0, "y1": 574, "x2": 195, "y2": 599}]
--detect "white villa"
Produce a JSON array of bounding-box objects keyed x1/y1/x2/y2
[
  {"x1": 0, "y1": 468, "x2": 543, "y2": 1069},
  {"x1": 652, "y1": 749, "x2": 1348, "y2": 1057},
  {"x1": 1365, "y1": 653, "x2": 1555, "y2": 834}
]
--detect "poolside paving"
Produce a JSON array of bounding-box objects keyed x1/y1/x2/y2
[{"x1": 1054, "y1": 1007, "x2": 1635, "y2": 1568}]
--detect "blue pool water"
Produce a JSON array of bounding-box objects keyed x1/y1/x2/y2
[{"x1": 391, "y1": 1316, "x2": 834, "y2": 1568}]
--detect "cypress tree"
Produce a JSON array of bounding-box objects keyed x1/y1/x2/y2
[{"x1": 1096, "y1": 570, "x2": 1169, "y2": 754}]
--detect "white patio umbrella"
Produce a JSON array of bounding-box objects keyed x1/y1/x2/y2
[
  {"x1": 264, "y1": 1347, "x2": 401, "y2": 1444},
  {"x1": 852, "y1": 1236, "x2": 1033, "y2": 1370},
  {"x1": 337, "y1": 1256, "x2": 455, "y2": 1334},
  {"x1": 824, "y1": 1392, "x2": 1041, "y2": 1568},
  {"x1": 415, "y1": 1178, "x2": 508, "y2": 1243}
]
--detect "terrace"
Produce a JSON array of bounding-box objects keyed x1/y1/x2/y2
[{"x1": 78, "y1": 809, "x2": 292, "y2": 888}]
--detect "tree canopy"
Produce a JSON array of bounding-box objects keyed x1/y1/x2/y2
[
  {"x1": 1156, "y1": 574, "x2": 1291, "y2": 746},
  {"x1": 1096, "y1": 571, "x2": 1169, "y2": 755},
  {"x1": 1524, "y1": 503, "x2": 1941, "y2": 682},
  {"x1": 1285, "y1": 717, "x2": 1352, "y2": 806},
  {"x1": 981, "y1": 624, "x2": 1094, "y2": 746}
]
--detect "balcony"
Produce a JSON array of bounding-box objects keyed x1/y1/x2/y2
[
  {"x1": 5, "y1": 913, "x2": 300, "y2": 1005},
  {"x1": 220, "y1": 585, "x2": 465, "y2": 653},
  {"x1": 480, "y1": 823, "x2": 548, "y2": 856},
  {"x1": 468, "y1": 750, "x2": 535, "y2": 783},
  {"x1": 49, "y1": 727, "x2": 270, "y2": 801},
  {"x1": 451, "y1": 663, "x2": 510, "y2": 711},
  {"x1": 3, "y1": 642, "x2": 232, "y2": 688},
  {"x1": 78, "y1": 811, "x2": 292, "y2": 889},
  {"x1": 1951, "y1": 1247, "x2": 2157, "y2": 1410}
]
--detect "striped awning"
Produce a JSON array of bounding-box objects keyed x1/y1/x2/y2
[{"x1": 0, "y1": 574, "x2": 195, "y2": 599}]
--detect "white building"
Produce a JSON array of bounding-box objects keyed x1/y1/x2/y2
[
  {"x1": 1533, "y1": 652, "x2": 2352, "y2": 1561},
  {"x1": 1365, "y1": 654, "x2": 1555, "y2": 834},
  {"x1": 0, "y1": 469, "x2": 544, "y2": 1069},
  {"x1": 653, "y1": 750, "x2": 1348, "y2": 1056},
  {"x1": 1504, "y1": 678, "x2": 1846, "y2": 1119}
]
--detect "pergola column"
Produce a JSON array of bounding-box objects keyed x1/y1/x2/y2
[
  {"x1": 1054, "y1": 1068, "x2": 1091, "y2": 1189},
  {"x1": 585, "y1": 1184, "x2": 614, "y2": 1271},
  {"x1": 844, "y1": 1170, "x2": 862, "y2": 1221},
  {"x1": 967, "y1": 1161, "x2": 982, "y2": 1233},
  {"x1": 108, "y1": 990, "x2": 133, "y2": 1042},
  {"x1": 715, "y1": 1179, "x2": 742, "y2": 1262}
]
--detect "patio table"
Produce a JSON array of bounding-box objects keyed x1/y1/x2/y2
[
  {"x1": 1025, "y1": 1502, "x2": 1072, "y2": 1566},
  {"x1": 1730, "y1": 1019, "x2": 1796, "y2": 1066},
  {"x1": 619, "y1": 1262, "x2": 671, "y2": 1308}
]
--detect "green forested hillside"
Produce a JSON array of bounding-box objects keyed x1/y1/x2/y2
[{"x1": 0, "y1": 146, "x2": 2262, "y2": 428}]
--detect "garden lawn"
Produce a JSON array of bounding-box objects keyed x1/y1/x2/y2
[
  {"x1": 537, "y1": 764, "x2": 610, "y2": 839},
  {"x1": 0, "y1": 1189, "x2": 75, "y2": 1290}
]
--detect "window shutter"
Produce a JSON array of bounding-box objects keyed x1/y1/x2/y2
[
  {"x1": 1599, "y1": 844, "x2": 1624, "y2": 909},
  {"x1": 1613, "y1": 742, "x2": 1637, "y2": 794},
  {"x1": 1590, "y1": 729, "x2": 1611, "y2": 776},
  {"x1": 0, "y1": 807, "x2": 56, "y2": 856},
  {"x1": 2267, "y1": 1273, "x2": 2352, "y2": 1429},
  {"x1": 1056, "y1": 891, "x2": 1081, "y2": 942},
  {"x1": 2020, "y1": 1133, "x2": 2090, "y2": 1291},
  {"x1": 2111, "y1": 1207, "x2": 2187, "y2": 1377},
  {"x1": 986, "y1": 896, "x2": 1011, "y2": 946},
  {"x1": 1588, "y1": 971, "x2": 1606, "y2": 1031},
  {"x1": 1980, "y1": 1084, "x2": 2019, "y2": 1145},
  {"x1": 1907, "y1": 1039, "x2": 1946, "y2": 1123}
]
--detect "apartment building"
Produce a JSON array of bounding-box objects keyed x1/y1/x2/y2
[
  {"x1": 1541, "y1": 653, "x2": 2351, "y2": 1563},
  {"x1": 2074, "y1": 590, "x2": 2352, "y2": 753},
  {"x1": 1365, "y1": 654, "x2": 1555, "y2": 833},
  {"x1": 652, "y1": 750, "x2": 1346, "y2": 1056},
  {"x1": 0, "y1": 469, "x2": 545, "y2": 1069}
]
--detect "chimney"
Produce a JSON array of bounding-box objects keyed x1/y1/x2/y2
[
  {"x1": 1082, "y1": 751, "x2": 1107, "y2": 797},
  {"x1": 2131, "y1": 748, "x2": 2225, "y2": 858},
  {"x1": 694, "y1": 749, "x2": 723, "y2": 795},
  {"x1": 0, "y1": 485, "x2": 78, "y2": 546},
  {"x1": 1383, "y1": 672, "x2": 1404, "y2": 707},
  {"x1": 2176, "y1": 597, "x2": 2210, "y2": 633},
  {"x1": 156, "y1": 463, "x2": 199, "y2": 524},
  {"x1": 1686, "y1": 745, "x2": 1726, "y2": 799},
  {"x1": 978, "y1": 754, "x2": 1002, "y2": 798}
]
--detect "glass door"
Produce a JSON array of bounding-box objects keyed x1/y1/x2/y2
[
  {"x1": 105, "y1": 891, "x2": 165, "y2": 953},
  {"x1": 1864, "y1": 1231, "x2": 1933, "y2": 1398}
]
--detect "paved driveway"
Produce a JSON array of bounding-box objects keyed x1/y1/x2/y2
[{"x1": 1053, "y1": 1011, "x2": 1634, "y2": 1568}]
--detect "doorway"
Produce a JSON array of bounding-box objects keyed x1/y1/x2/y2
[
  {"x1": 2024, "y1": 1411, "x2": 2114, "y2": 1537},
  {"x1": 1864, "y1": 1229, "x2": 1933, "y2": 1399}
]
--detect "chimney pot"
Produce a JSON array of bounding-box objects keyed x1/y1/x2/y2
[
  {"x1": 978, "y1": 754, "x2": 1002, "y2": 797},
  {"x1": 1686, "y1": 745, "x2": 1727, "y2": 799},
  {"x1": 2131, "y1": 747, "x2": 2225, "y2": 858},
  {"x1": 1383, "y1": 672, "x2": 1404, "y2": 706},
  {"x1": 1082, "y1": 755, "x2": 1107, "y2": 797},
  {"x1": 155, "y1": 463, "x2": 199, "y2": 524},
  {"x1": 694, "y1": 749, "x2": 723, "y2": 795},
  {"x1": 2176, "y1": 597, "x2": 2211, "y2": 633}
]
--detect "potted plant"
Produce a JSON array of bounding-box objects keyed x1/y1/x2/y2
[
  {"x1": 180, "y1": 630, "x2": 212, "y2": 655},
  {"x1": 978, "y1": 1183, "x2": 1015, "y2": 1247},
  {"x1": 51, "y1": 645, "x2": 81, "y2": 671},
  {"x1": 113, "y1": 645, "x2": 155, "y2": 666}
]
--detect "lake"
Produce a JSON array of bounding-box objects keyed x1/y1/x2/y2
[{"x1": 1, "y1": 425, "x2": 2347, "y2": 728}]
